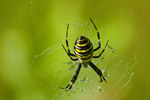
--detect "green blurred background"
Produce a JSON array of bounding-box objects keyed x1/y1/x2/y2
[{"x1": 0, "y1": 0, "x2": 150, "y2": 100}]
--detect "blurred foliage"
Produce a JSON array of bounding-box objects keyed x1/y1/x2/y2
[{"x1": 0, "y1": 0, "x2": 150, "y2": 100}]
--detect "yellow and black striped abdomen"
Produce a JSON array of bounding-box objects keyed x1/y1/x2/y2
[{"x1": 74, "y1": 36, "x2": 93, "y2": 63}]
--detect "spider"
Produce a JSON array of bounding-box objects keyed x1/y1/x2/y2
[{"x1": 61, "y1": 18, "x2": 109, "y2": 91}]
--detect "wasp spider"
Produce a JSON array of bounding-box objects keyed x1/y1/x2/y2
[{"x1": 61, "y1": 18, "x2": 109, "y2": 91}]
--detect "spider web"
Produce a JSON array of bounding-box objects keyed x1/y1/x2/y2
[
  {"x1": 29, "y1": 16, "x2": 137, "y2": 100},
  {"x1": 28, "y1": 5, "x2": 143, "y2": 98}
]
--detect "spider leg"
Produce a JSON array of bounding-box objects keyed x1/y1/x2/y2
[
  {"x1": 62, "y1": 24, "x2": 78, "y2": 61},
  {"x1": 93, "y1": 40, "x2": 109, "y2": 58},
  {"x1": 89, "y1": 61, "x2": 107, "y2": 83},
  {"x1": 64, "y1": 63, "x2": 82, "y2": 91},
  {"x1": 62, "y1": 44, "x2": 78, "y2": 61},
  {"x1": 90, "y1": 18, "x2": 101, "y2": 52},
  {"x1": 65, "y1": 24, "x2": 76, "y2": 57}
]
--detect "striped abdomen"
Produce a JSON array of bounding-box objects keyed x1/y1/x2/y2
[{"x1": 74, "y1": 36, "x2": 93, "y2": 63}]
